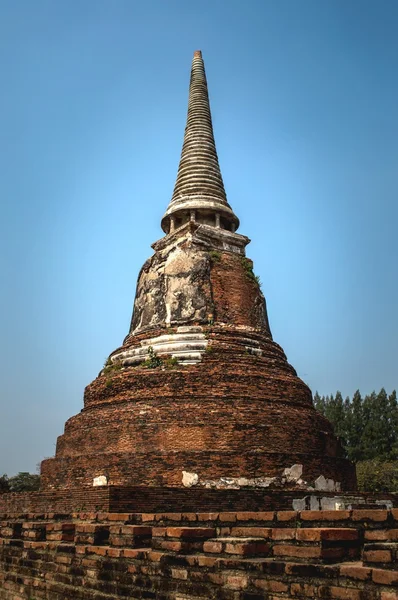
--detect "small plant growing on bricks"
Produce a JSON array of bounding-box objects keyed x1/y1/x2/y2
[
  {"x1": 143, "y1": 346, "x2": 163, "y2": 369},
  {"x1": 209, "y1": 249, "x2": 221, "y2": 263},
  {"x1": 102, "y1": 358, "x2": 123, "y2": 376},
  {"x1": 241, "y1": 256, "x2": 262, "y2": 287},
  {"x1": 164, "y1": 356, "x2": 178, "y2": 368}
]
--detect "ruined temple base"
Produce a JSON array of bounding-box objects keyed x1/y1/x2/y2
[
  {"x1": 2, "y1": 507, "x2": 398, "y2": 599},
  {"x1": 0, "y1": 486, "x2": 396, "y2": 515}
]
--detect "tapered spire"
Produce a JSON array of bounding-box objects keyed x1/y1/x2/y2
[{"x1": 161, "y1": 51, "x2": 239, "y2": 234}]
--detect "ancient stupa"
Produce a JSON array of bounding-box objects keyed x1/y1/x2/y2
[{"x1": 41, "y1": 51, "x2": 355, "y2": 493}]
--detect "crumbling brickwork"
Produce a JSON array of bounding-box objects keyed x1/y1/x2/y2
[
  {"x1": 41, "y1": 245, "x2": 355, "y2": 491},
  {"x1": 0, "y1": 486, "x2": 395, "y2": 516},
  {"x1": 2, "y1": 509, "x2": 398, "y2": 599}
]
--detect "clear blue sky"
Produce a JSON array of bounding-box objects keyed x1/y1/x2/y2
[{"x1": 1, "y1": 0, "x2": 397, "y2": 475}]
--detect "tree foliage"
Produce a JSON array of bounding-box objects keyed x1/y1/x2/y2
[
  {"x1": 314, "y1": 388, "x2": 398, "y2": 462},
  {"x1": 356, "y1": 460, "x2": 398, "y2": 493},
  {"x1": 0, "y1": 474, "x2": 10, "y2": 494},
  {"x1": 0, "y1": 472, "x2": 41, "y2": 493},
  {"x1": 314, "y1": 389, "x2": 398, "y2": 492}
]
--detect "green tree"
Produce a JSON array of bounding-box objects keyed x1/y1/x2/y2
[
  {"x1": 343, "y1": 394, "x2": 353, "y2": 452},
  {"x1": 8, "y1": 472, "x2": 40, "y2": 492},
  {"x1": 387, "y1": 390, "x2": 398, "y2": 460},
  {"x1": 361, "y1": 390, "x2": 392, "y2": 460},
  {"x1": 313, "y1": 391, "x2": 325, "y2": 415},
  {"x1": 346, "y1": 390, "x2": 364, "y2": 462},
  {"x1": 314, "y1": 388, "x2": 398, "y2": 465},
  {"x1": 324, "y1": 391, "x2": 348, "y2": 448},
  {"x1": 0, "y1": 474, "x2": 10, "y2": 493},
  {"x1": 356, "y1": 460, "x2": 398, "y2": 492}
]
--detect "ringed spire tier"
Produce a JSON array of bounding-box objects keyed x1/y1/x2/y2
[{"x1": 161, "y1": 50, "x2": 239, "y2": 234}]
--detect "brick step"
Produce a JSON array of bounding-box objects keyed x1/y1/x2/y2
[
  {"x1": 204, "y1": 537, "x2": 271, "y2": 557},
  {"x1": 86, "y1": 546, "x2": 151, "y2": 558},
  {"x1": 271, "y1": 543, "x2": 358, "y2": 563},
  {"x1": 1, "y1": 524, "x2": 152, "y2": 548},
  {"x1": 140, "y1": 510, "x2": 278, "y2": 525},
  {"x1": 363, "y1": 542, "x2": 398, "y2": 569},
  {"x1": 152, "y1": 538, "x2": 207, "y2": 553},
  {"x1": 201, "y1": 534, "x2": 358, "y2": 563},
  {"x1": 270, "y1": 529, "x2": 360, "y2": 564},
  {"x1": 152, "y1": 526, "x2": 216, "y2": 553},
  {"x1": 74, "y1": 523, "x2": 152, "y2": 547},
  {"x1": 152, "y1": 526, "x2": 216, "y2": 539},
  {"x1": 134, "y1": 508, "x2": 395, "y2": 528},
  {"x1": 225, "y1": 526, "x2": 359, "y2": 542},
  {"x1": 109, "y1": 524, "x2": 152, "y2": 548}
]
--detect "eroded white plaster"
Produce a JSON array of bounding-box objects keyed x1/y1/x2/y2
[
  {"x1": 293, "y1": 494, "x2": 392, "y2": 511},
  {"x1": 283, "y1": 464, "x2": 303, "y2": 483},
  {"x1": 314, "y1": 475, "x2": 341, "y2": 492},
  {"x1": 198, "y1": 464, "x2": 311, "y2": 490},
  {"x1": 93, "y1": 476, "x2": 108, "y2": 487},
  {"x1": 182, "y1": 471, "x2": 199, "y2": 487},
  {"x1": 108, "y1": 326, "x2": 208, "y2": 368}
]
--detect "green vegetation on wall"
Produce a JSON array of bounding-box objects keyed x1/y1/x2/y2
[{"x1": 241, "y1": 257, "x2": 261, "y2": 287}]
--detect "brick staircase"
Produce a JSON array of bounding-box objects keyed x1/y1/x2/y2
[{"x1": 2, "y1": 509, "x2": 398, "y2": 599}]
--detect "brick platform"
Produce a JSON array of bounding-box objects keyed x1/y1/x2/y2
[
  {"x1": 0, "y1": 487, "x2": 396, "y2": 515},
  {"x1": 2, "y1": 509, "x2": 398, "y2": 599}
]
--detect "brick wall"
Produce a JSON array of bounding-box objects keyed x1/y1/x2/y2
[
  {"x1": 41, "y1": 331, "x2": 355, "y2": 490},
  {"x1": 1, "y1": 486, "x2": 395, "y2": 519},
  {"x1": 2, "y1": 509, "x2": 398, "y2": 599},
  {"x1": 0, "y1": 488, "x2": 111, "y2": 514}
]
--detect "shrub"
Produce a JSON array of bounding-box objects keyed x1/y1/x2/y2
[
  {"x1": 102, "y1": 359, "x2": 123, "y2": 376},
  {"x1": 164, "y1": 356, "x2": 179, "y2": 368},
  {"x1": 209, "y1": 250, "x2": 221, "y2": 263},
  {"x1": 8, "y1": 472, "x2": 41, "y2": 492},
  {"x1": 241, "y1": 257, "x2": 261, "y2": 287},
  {"x1": 143, "y1": 346, "x2": 163, "y2": 369},
  {"x1": 356, "y1": 460, "x2": 398, "y2": 492},
  {"x1": 0, "y1": 474, "x2": 10, "y2": 494}
]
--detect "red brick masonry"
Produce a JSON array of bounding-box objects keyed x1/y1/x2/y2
[
  {"x1": 1, "y1": 508, "x2": 398, "y2": 599},
  {"x1": 41, "y1": 248, "x2": 355, "y2": 491},
  {"x1": 0, "y1": 486, "x2": 396, "y2": 515}
]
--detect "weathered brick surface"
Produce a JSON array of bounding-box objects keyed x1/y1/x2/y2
[
  {"x1": 2, "y1": 49, "x2": 367, "y2": 599},
  {"x1": 36, "y1": 245, "x2": 355, "y2": 491},
  {"x1": 1, "y1": 509, "x2": 398, "y2": 599},
  {"x1": 2, "y1": 486, "x2": 395, "y2": 518},
  {"x1": 42, "y1": 335, "x2": 355, "y2": 490}
]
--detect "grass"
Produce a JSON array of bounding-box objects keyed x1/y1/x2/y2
[
  {"x1": 241, "y1": 257, "x2": 262, "y2": 287},
  {"x1": 209, "y1": 250, "x2": 221, "y2": 263}
]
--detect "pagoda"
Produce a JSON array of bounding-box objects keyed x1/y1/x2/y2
[{"x1": 41, "y1": 51, "x2": 355, "y2": 493}]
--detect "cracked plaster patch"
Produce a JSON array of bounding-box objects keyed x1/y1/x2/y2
[
  {"x1": 93, "y1": 476, "x2": 108, "y2": 487},
  {"x1": 182, "y1": 471, "x2": 199, "y2": 487},
  {"x1": 314, "y1": 475, "x2": 341, "y2": 492},
  {"x1": 194, "y1": 464, "x2": 310, "y2": 490},
  {"x1": 282, "y1": 464, "x2": 303, "y2": 482}
]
